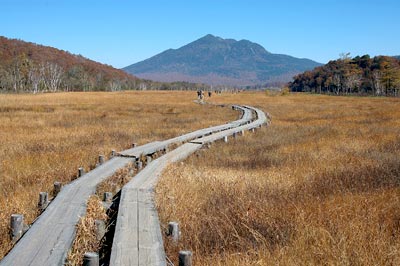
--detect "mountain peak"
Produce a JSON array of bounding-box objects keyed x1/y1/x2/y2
[
  {"x1": 196, "y1": 34, "x2": 260, "y2": 47},
  {"x1": 202, "y1": 34, "x2": 219, "y2": 40},
  {"x1": 124, "y1": 35, "x2": 321, "y2": 86},
  {"x1": 191, "y1": 34, "x2": 226, "y2": 45}
]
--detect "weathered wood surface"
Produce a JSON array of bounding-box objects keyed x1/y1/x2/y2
[
  {"x1": 118, "y1": 105, "x2": 254, "y2": 158},
  {"x1": 117, "y1": 141, "x2": 164, "y2": 158},
  {"x1": 191, "y1": 106, "x2": 267, "y2": 145},
  {"x1": 229, "y1": 105, "x2": 253, "y2": 127},
  {"x1": 110, "y1": 143, "x2": 201, "y2": 266},
  {"x1": 110, "y1": 105, "x2": 268, "y2": 266},
  {"x1": 0, "y1": 157, "x2": 133, "y2": 266}
]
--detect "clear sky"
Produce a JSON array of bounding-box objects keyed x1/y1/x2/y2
[{"x1": 1, "y1": 0, "x2": 399, "y2": 68}]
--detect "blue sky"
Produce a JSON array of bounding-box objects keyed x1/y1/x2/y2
[{"x1": 1, "y1": 0, "x2": 399, "y2": 68}]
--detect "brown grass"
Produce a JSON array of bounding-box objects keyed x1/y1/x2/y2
[
  {"x1": 0, "y1": 91, "x2": 236, "y2": 259},
  {"x1": 66, "y1": 195, "x2": 107, "y2": 266},
  {"x1": 156, "y1": 93, "x2": 400, "y2": 265},
  {"x1": 96, "y1": 163, "x2": 135, "y2": 198}
]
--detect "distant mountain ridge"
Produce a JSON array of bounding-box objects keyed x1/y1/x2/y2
[{"x1": 124, "y1": 34, "x2": 322, "y2": 86}]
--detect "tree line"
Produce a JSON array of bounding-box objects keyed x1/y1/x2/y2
[
  {"x1": 0, "y1": 36, "x2": 208, "y2": 93},
  {"x1": 289, "y1": 54, "x2": 400, "y2": 97}
]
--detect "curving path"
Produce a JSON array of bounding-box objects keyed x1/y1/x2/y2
[
  {"x1": 109, "y1": 105, "x2": 268, "y2": 266},
  {"x1": 0, "y1": 104, "x2": 268, "y2": 266}
]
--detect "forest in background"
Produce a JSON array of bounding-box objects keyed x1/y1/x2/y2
[
  {"x1": 289, "y1": 54, "x2": 400, "y2": 96},
  {"x1": 0, "y1": 36, "x2": 207, "y2": 93}
]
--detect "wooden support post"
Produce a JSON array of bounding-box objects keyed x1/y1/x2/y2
[
  {"x1": 241, "y1": 130, "x2": 245, "y2": 136},
  {"x1": 224, "y1": 136, "x2": 228, "y2": 143},
  {"x1": 83, "y1": 252, "x2": 99, "y2": 266},
  {"x1": 179, "y1": 251, "x2": 192, "y2": 266},
  {"x1": 111, "y1": 150, "x2": 116, "y2": 157},
  {"x1": 251, "y1": 128, "x2": 255, "y2": 133},
  {"x1": 38, "y1": 192, "x2": 49, "y2": 212},
  {"x1": 129, "y1": 167, "x2": 135, "y2": 176},
  {"x1": 233, "y1": 132, "x2": 237, "y2": 139},
  {"x1": 53, "y1": 182, "x2": 62, "y2": 196},
  {"x1": 167, "y1": 222, "x2": 180, "y2": 243},
  {"x1": 132, "y1": 143, "x2": 137, "y2": 148},
  {"x1": 146, "y1": 155, "x2": 152, "y2": 164},
  {"x1": 137, "y1": 160, "x2": 143, "y2": 170},
  {"x1": 98, "y1": 155, "x2": 105, "y2": 165},
  {"x1": 103, "y1": 192, "x2": 113, "y2": 203},
  {"x1": 95, "y1": 220, "x2": 106, "y2": 241},
  {"x1": 10, "y1": 214, "x2": 24, "y2": 242},
  {"x1": 78, "y1": 167, "x2": 85, "y2": 177}
]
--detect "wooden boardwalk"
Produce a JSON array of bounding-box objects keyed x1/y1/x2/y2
[
  {"x1": 0, "y1": 103, "x2": 268, "y2": 266},
  {"x1": 110, "y1": 105, "x2": 267, "y2": 266},
  {"x1": 0, "y1": 157, "x2": 133, "y2": 266},
  {"x1": 110, "y1": 143, "x2": 202, "y2": 266},
  {"x1": 191, "y1": 106, "x2": 267, "y2": 144},
  {"x1": 118, "y1": 105, "x2": 253, "y2": 158}
]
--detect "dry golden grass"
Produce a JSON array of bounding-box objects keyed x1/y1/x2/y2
[
  {"x1": 66, "y1": 195, "x2": 107, "y2": 266},
  {"x1": 96, "y1": 163, "x2": 135, "y2": 199},
  {"x1": 156, "y1": 93, "x2": 400, "y2": 265},
  {"x1": 0, "y1": 91, "x2": 236, "y2": 259}
]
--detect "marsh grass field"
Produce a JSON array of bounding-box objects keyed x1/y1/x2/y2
[
  {"x1": 0, "y1": 91, "x2": 399, "y2": 265},
  {"x1": 156, "y1": 93, "x2": 400, "y2": 265},
  {"x1": 0, "y1": 91, "x2": 236, "y2": 259}
]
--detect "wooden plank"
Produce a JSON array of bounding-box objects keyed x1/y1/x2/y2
[
  {"x1": 137, "y1": 189, "x2": 165, "y2": 266},
  {"x1": 191, "y1": 106, "x2": 268, "y2": 145},
  {"x1": 110, "y1": 143, "x2": 201, "y2": 266},
  {"x1": 117, "y1": 141, "x2": 164, "y2": 158},
  {"x1": 118, "y1": 106, "x2": 253, "y2": 158},
  {"x1": 0, "y1": 157, "x2": 133, "y2": 266}
]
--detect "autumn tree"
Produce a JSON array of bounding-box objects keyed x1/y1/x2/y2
[{"x1": 289, "y1": 55, "x2": 400, "y2": 97}]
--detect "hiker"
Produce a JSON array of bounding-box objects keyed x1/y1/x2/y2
[{"x1": 197, "y1": 90, "x2": 204, "y2": 100}]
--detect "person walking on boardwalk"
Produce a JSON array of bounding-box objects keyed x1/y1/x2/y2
[{"x1": 197, "y1": 90, "x2": 204, "y2": 101}]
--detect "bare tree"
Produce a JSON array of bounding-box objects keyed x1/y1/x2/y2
[
  {"x1": 339, "y1": 52, "x2": 351, "y2": 61},
  {"x1": 333, "y1": 74, "x2": 341, "y2": 94},
  {"x1": 82, "y1": 72, "x2": 92, "y2": 91},
  {"x1": 10, "y1": 58, "x2": 21, "y2": 92},
  {"x1": 41, "y1": 62, "x2": 63, "y2": 92},
  {"x1": 0, "y1": 66, "x2": 12, "y2": 91},
  {"x1": 343, "y1": 74, "x2": 362, "y2": 94},
  {"x1": 108, "y1": 79, "x2": 121, "y2": 91},
  {"x1": 28, "y1": 65, "x2": 42, "y2": 94},
  {"x1": 139, "y1": 82, "x2": 147, "y2": 90},
  {"x1": 372, "y1": 70, "x2": 383, "y2": 96}
]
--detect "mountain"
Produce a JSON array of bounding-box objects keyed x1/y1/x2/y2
[
  {"x1": 394, "y1": 55, "x2": 400, "y2": 60},
  {"x1": 123, "y1": 34, "x2": 322, "y2": 86},
  {"x1": 0, "y1": 36, "x2": 140, "y2": 92}
]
